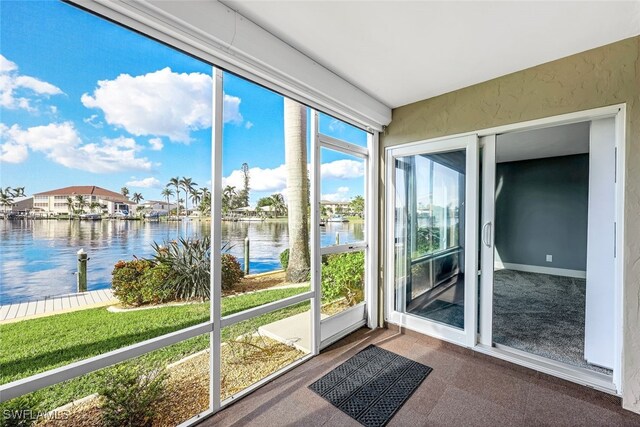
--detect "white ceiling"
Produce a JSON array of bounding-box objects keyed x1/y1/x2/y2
[
  {"x1": 496, "y1": 121, "x2": 590, "y2": 163},
  {"x1": 222, "y1": 1, "x2": 640, "y2": 108}
]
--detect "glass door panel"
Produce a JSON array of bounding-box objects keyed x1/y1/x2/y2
[
  {"x1": 395, "y1": 150, "x2": 466, "y2": 329},
  {"x1": 387, "y1": 135, "x2": 478, "y2": 346}
]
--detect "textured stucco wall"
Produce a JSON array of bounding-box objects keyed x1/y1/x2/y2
[{"x1": 380, "y1": 36, "x2": 639, "y2": 412}]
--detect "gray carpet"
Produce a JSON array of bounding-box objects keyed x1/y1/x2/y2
[{"x1": 492, "y1": 269, "x2": 612, "y2": 375}]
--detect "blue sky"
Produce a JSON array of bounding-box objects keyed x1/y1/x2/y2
[{"x1": 0, "y1": 0, "x2": 366, "y2": 205}]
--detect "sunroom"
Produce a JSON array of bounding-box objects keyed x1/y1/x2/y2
[{"x1": 0, "y1": 1, "x2": 639, "y2": 426}]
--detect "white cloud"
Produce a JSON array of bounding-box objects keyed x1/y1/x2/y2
[
  {"x1": 245, "y1": 121, "x2": 254, "y2": 129},
  {"x1": 0, "y1": 55, "x2": 64, "y2": 112},
  {"x1": 0, "y1": 56, "x2": 18, "y2": 73},
  {"x1": 321, "y1": 159, "x2": 364, "y2": 179},
  {"x1": 0, "y1": 122, "x2": 153, "y2": 173},
  {"x1": 83, "y1": 114, "x2": 103, "y2": 128},
  {"x1": 148, "y1": 137, "x2": 164, "y2": 151},
  {"x1": 81, "y1": 68, "x2": 245, "y2": 143},
  {"x1": 322, "y1": 186, "x2": 350, "y2": 202},
  {"x1": 223, "y1": 94, "x2": 243, "y2": 125},
  {"x1": 223, "y1": 164, "x2": 288, "y2": 194},
  {"x1": 221, "y1": 159, "x2": 362, "y2": 198},
  {"x1": 126, "y1": 177, "x2": 162, "y2": 188}
]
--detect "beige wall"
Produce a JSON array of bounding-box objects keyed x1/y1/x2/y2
[{"x1": 380, "y1": 36, "x2": 639, "y2": 412}]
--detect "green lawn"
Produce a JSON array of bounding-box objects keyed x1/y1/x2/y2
[{"x1": 0, "y1": 285, "x2": 310, "y2": 412}]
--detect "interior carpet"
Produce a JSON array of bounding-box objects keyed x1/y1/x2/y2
[
  {"x1": 492, "y1": 269, "x2": 612, "y2": 375},
  {"x1": 309, "y1": 345, "x2": 432, "y2": 427}
]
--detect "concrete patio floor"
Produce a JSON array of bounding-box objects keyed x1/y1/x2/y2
[
  {"x1": 204, "y1": 326, "x2": 640, "y2": 426},
  {"x1": 258, "y1": 310, "x2": 328, "y2": 353}
]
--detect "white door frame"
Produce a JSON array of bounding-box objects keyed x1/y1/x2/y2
[
  {"x1": 476, "y1": 104, "x2": 625, "y2": 394},
  {"x1": 311, "y1": 110, "x2": 378, "y2": 350},
  {"x1": 385, "y1": 134, "x2": 479, "y2": 348},
  {"x1": 384, "y1": 104, "x2": 625, "y2": 395}
]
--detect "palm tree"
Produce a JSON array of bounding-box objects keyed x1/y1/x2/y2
[
  {"x1": 168, "y1": 177, "x2": 181, "y2": 216},
  {"x1": 269, "y1": 193, "x2": 286, "y2": 217},
  {"x1": 74, "y1": 194, "x2": 86, "y2": 214},
  {"x1": 161, "y1": 187, "x2": 174, "y2": 212},
  {"x1": 121, "y1": 187, "x2": 130, "y2": 199},
  {"x1": 190, "y1": 188, "x2": 202, "y2": 207},
  {"x1": 284, "y1": 98, "x2": 310, "y2": 283},
  {"x1": 132, "y1": 192, "x2": 144, "y2": 204},
  {"x1": 199, "y1": 187, "x2": 211, "y2": 215},
  {"x1": 12, "y1": 187, "x2": 25, "y2": 197},
  {"x1": 66, "y1": 196, "x2": 74, "y2": 218},
  {"x1": 222, "y1": 185, "x2": 236, "y2": 214},
  {"x1": 0, "y1": 190, "x2": 14, "y2": 213},
  {"x1": 180, "y1": 177, "x2": 197, "y2": 215},
  {"x1": 89, "y1": 202, "x2": 101, "y2": 214}
]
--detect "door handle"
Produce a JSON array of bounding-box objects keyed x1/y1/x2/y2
[{"x1": 482, "y1": 221, "x2": 492, "y2": 247}]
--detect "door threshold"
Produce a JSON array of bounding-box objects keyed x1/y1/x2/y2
[{"x1": 474, "y1": 343, "x2": 618, "y2": 395}]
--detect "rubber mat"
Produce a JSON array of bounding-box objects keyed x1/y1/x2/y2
[{"x1": 309, "y1": 344, "x2": 432, "y2": 427}]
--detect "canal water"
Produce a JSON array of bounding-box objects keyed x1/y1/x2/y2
[{"x1": 0, "y1": 219, "x2": 364, "y2": 304}]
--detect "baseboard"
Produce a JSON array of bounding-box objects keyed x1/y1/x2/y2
[{"x1": 495, "y1": 261, "x2": 586, "y2": 279}]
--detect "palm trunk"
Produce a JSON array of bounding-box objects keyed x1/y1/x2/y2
[{"x1": 284, "y1": 98, "x2": 310, "y2": 283}]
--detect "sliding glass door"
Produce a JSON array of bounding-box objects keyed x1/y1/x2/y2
[{"x1": 386, "y1": 135, "x2": 478, "y2": 346}]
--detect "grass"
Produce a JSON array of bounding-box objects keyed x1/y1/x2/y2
[
  {"x1": 0, "y1": 285, "x2": 310, "y2": 385},
  {"x1": 0, "y1": 285, "x2": 311, "y2": 414}
]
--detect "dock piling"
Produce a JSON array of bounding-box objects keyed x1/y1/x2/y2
[
  {"x1": 77, "y1": 249, "x2": 88, "y2": 293},
  {"x1": 244, "y1": 237, "x2": 250, "y2": 275}
]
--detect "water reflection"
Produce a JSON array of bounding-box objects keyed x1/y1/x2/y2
[{"x1": 0, "y1": 219, "x2": 364, "y2": 304}]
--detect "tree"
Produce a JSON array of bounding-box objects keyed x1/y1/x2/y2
[
  {"x1": 180, "y1": 177, "x2": 197, "y2": 215},
  {"x1": 222, "y1": 185, "x2": 236, "y2": 214},
  {"x1": 349, "y1": 195, "x2": 365, "y2": 218},
  {"x1": 89, "y1": 202, "x2": 102, "y2": 214},
  {"x1": 269, "y1": 193, "x2": 286, "y2": 217},
  {"x1": 121, "y1": 187, "x2": 130, "y2": 199},
  {"x1": 65, "y1": 196, "x2": 74, "y2": 217},
  {"x1": 168, "y1": 177, "x2": 181, "y2": 216},
  {"x1": 284, "y1": 98, "x2": 310, "y2": 283},
  {"x1": 132, "y1": 192, "x2": 144, "y2": 204},
  {"x1": 12, "y1": 187, "x2": 25, "y2": 197},
  {"x1": 237, "y1": 163, "x2": 250, "y2": 207},
  {"x1": 0, "y1": 189, "x2": 14, "y2": 212},
  {"x1": 199, "y1": 188, "x2": 211, "y2": 215},
  {"x1": 190, "y1": 188, "x2": 202, "y2": 207},
  {"x1": 74, "y1": 195, "x2": 86, "y2": 214},
  {"x1": 161, "y1": 188, "x2": 174, "y2": 212}
]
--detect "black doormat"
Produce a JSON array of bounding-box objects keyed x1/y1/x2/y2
[{"x1": 308, "y1": 344, "x2": 432, "y2": 427}]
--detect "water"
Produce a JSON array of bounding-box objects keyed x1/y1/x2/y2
[{"x1": 0, "y1": 219, "x2": 364, "y2": 304}]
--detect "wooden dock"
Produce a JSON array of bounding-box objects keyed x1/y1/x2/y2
[{"x1": 0, "y1": 289, "x2": 117, "y2": 323}]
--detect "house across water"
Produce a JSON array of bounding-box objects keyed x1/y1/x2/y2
[{"x1": 32, "y1": 186, "x2": 134, "y2": 216}]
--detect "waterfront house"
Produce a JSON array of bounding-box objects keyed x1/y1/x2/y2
[
  {"x1": 320, "y1": 200, "x2": 352, "y2": 216},
  {"x1": 33, "y1": 186, "x2": 134, "y2": 216},
  {"x1": 140, "y1": 200, "x2": 177, "y2": 215}
]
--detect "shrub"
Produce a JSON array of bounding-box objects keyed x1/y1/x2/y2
[
  {"x1": 140, "y1": 264, "x2": 174, "y2": 304},
  {"x1": 279, "y1": 248, "x2": 289, "y2": 270},
  {"x1": 151, "y1": 237, "x2": 211, "y2": 301},
  {"x1": 321, "y1": 252, "x2": 365, "y2": 306},
  {"x1": 221, "y1": 253, "x2": 244, "y2": 290},
  {"x1": 99, "y1": 362, "x2": 167, "y2": 427},
  {"x1": 112, "y1": 259, "x2": 153, "y2": 307}
]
